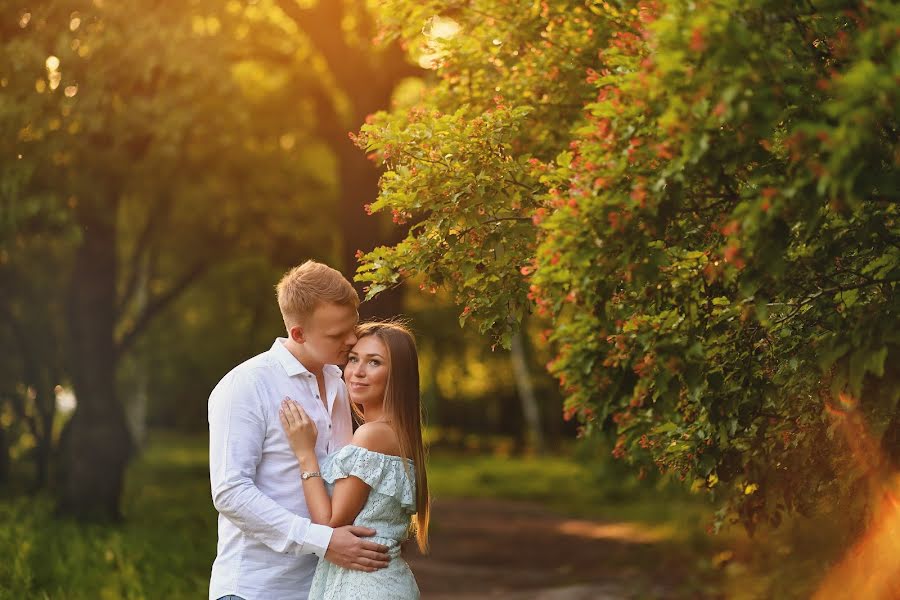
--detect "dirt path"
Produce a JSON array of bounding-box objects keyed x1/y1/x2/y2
[{"x1": 405, "y1": 498, "x2": 711, "y2": 600}]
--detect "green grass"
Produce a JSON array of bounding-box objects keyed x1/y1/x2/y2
[
  {"x1": 0, "y1": 433, "x2": 216, "y2": 600},
  {"x1": 428, "y1": 450, "x2": 716, "y2": 537}
]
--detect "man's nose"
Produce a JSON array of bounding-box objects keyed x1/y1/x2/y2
[{"x1": 346, "y1": 333, "x2": 358, "y2": 346}]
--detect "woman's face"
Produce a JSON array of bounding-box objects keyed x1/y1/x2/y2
[{"x1": 343, "y1": 335, "x2": 389, "y2": 409}]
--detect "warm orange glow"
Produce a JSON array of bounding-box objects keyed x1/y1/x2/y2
[
  {"x1": 813, "y1": 394, "x2": 900, "y2": 600},
  {"x1": 812, "y1": 478, "x2": 900, "y2": 599},
  {"x1": 418, "y1": 16, "x2": 461, "y2": 69},
  {"x1": 555, "y1": 519, "x2": 670, "y2": 543}
]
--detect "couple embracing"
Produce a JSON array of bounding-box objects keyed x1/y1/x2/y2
[{"x1": 208, "y1": 261, "x2": 428, "y2": 600}]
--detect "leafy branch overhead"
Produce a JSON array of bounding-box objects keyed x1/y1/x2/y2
[{"x1": 355, "y1": 0, "x2": 899, "y2": 531}]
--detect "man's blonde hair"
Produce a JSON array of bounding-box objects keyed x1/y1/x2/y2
[{"x1": 275, "y1": 261, "x2": 359, "y2": 329}]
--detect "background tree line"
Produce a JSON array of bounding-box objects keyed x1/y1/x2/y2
[{"x1": 1, "y1": 0, "x2": 565, "y2": 519}]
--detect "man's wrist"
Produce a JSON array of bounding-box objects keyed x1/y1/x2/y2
[
  {"x1": 289, "y1": 516, "x2": 333, "y2": 558},
  {"x1": 306, "y1": 522, "x2": 334, "y2": 558}
]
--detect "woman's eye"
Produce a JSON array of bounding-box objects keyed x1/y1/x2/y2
[
  {"x1": 369, "y1": 360, "x2": 380, "y2": 367},
  {"x1": 348, "y1": 356, "x2": 358, "y2": 363}
]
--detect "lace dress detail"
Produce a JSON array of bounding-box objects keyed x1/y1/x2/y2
[{"x1": 308, "y1": 445, "x2": 419, "y2": 599}]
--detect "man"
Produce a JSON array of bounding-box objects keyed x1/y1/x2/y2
[{"x1": 208, "y1": 261, "x2": 390, "y2": 600}]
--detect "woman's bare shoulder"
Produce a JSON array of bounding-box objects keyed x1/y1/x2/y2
[{"x1": 351, "y1": 421, "x2": 402, "y2": 457}]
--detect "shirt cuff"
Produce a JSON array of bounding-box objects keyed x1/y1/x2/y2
[{"x1": 303, "y1": 523, "x2": 334, "y2": 558}]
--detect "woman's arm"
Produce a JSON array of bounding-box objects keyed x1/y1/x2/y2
[
  {"x1": 279, "y1": 399, "x2": 333, "y2": 525},
  {"x1": 281, "y1": 401, "x2": 405, "y2": 529},
  {"x1": 327, "y1": 476, "x2": 371, "y2": 527},
  {"x1": 280, "y1": 400, "x2": 378, "y2": 528}
]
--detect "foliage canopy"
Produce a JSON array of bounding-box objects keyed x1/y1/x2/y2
[{"x1": 356, "y1": 0, "x2": 899, "y2": 530}]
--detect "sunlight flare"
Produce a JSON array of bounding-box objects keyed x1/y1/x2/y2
[
  {"x1": 813, "y1": 395, "x2": 900, "y2": 600},
  {"x1": 556, "y1": 519, "x2": 670, "y2": 544}
]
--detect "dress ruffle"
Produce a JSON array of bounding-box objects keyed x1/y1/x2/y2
[{"x1": 322, "y1": 444, "x2": 416, "y2": 512}]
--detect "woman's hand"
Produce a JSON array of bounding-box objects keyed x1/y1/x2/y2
[{"x1": 279, "y1": 398, "x2": 318, "y2": 462}]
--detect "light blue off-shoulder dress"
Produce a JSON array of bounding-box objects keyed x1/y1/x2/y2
[{"x1": 308, "y1": 444, "x2": 420, "y2": 599}]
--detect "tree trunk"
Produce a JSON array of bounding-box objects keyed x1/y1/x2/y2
[
  {"x1": 124, "y1": 259, "x2": 150, "y2": 448},
  {"x1": 273, "y1": 0, "x2": 420, "y2": 321},
  {"x1": 510, "y1": 330, "x2": 545, "y2": 454},
  {"x1": 58, "y1": 204, "x2": 133, "y2": 520},
  {"x1": 33, "y1": 379, "x2": 56, "y2": 491},
  {"x1": 0, "y1": 305, "x2": 58, "y2": 491},
  {"x1": 0, "y1": 420, "x2": 9, "y2": 486}
]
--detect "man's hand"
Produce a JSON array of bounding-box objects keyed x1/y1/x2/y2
[{"x1": 325, "y1": 526, "x2": 390, "y2": 572}]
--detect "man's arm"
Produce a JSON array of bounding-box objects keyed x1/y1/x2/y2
[
  {"x1": 209, "y1": 372, "x2": 389, "y2": 570},
  {"x1": 209, "y1": 371, "x2": 332, "y2": 557}
]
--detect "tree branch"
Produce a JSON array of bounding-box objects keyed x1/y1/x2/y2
[
  {"x1": 308, "y1": 84, "x2": 344, "y2": 146},
  {"x1": 115, "y1": 259, "x2": 213, "y2": 358},
  {"x1": 457, "y1": 216, "x2": 533, "y2": 237},
  {"x1": 117, "y1": 196, "x2": 174, "y2": 316},
  {"x1": 273, "y1": 0, "x2": 357, "y2": 94}
]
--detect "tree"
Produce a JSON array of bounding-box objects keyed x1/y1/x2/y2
[
  {"x1": 0, "y1": 221, "x2": 71, "y2": 491},
  {"x1": 0, "y1": 74, "x2": 74, "y2": 490},
  {"x1": 354, "y1": 0, "x2": 899, "y2": 530},
  {"x1": 3, "y1": 0, "x2": 338, "y2": 517},
  {"x1": 4, "y1": 0, "x2": 428, "y2": 518},
  {"x1": 266, "y1": 0, "x2": 423, "y2": 318}
]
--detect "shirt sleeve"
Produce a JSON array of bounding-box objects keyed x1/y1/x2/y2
[{"x1": 208, "y1": 370, "x2": 333, "y2": 557}]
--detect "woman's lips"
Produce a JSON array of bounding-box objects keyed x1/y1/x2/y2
[{"x1": 349, "y1": 382, "x2": 369, "y2": 391}]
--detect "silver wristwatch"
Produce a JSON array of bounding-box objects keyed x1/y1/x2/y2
[{"x1": 301, "y1": 471, "x2": 322, "y2": 480}]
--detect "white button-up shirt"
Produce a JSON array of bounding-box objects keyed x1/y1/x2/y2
[{"x1": 208, "y1": 338, "x2": 353, "y2": 600}]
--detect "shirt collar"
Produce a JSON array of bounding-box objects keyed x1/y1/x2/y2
[{"x1": 270, "y1": 338, "x2": 343, "y2": 379}]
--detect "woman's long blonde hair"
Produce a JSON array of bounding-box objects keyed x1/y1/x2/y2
[{"x1": 352, "y1": 321, "x2": 430, "y2": 553}]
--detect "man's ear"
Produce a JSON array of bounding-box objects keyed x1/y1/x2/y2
[{"x1": 289, "y1": 325, "x2": 305, "y2": 344}]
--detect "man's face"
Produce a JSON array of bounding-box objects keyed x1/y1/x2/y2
[{"x1": 296, "y1": 302, "x2": 359, "y2": 366}]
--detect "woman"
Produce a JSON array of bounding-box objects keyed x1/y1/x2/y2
[{"x1": 279, "y1": 321, "x2": 429, "y2": 599}]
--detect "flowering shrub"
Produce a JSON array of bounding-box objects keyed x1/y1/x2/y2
[{"x1": 356, "y1": 0, "x2": 899, "y2": 531}]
